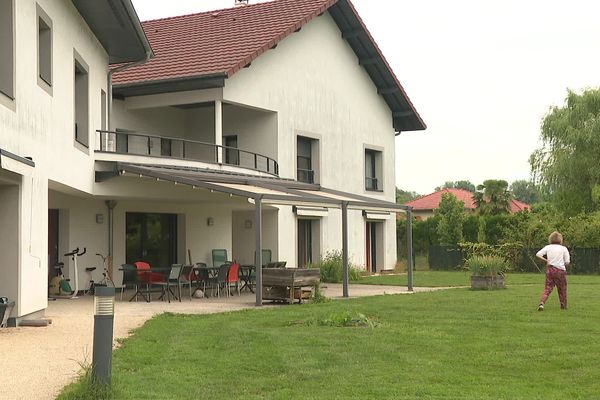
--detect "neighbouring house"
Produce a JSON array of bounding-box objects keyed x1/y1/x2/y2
[
  {"x1": 404, "y1": 188, "x2": 531, "y2": 220},
  {"x1": 0, "y1": 0, "x2": 425, "y2": 322}
]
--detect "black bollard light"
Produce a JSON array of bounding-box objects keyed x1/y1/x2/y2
[{"x1": 92, "y1": 286, "x2": 115, "y2": 387}]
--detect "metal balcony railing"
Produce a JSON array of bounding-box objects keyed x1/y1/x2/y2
[
  {"x1": 95, "y1": 130, "x2": 279, "y2": 176},
  {"x1": 365, "y1": 176, "x2": 379, "y2": 191},
  {"x1": 297, "y1": 168, "x2": 315, "y2": 184}
]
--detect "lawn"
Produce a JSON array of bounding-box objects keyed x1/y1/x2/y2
[{"x1": 60, "y1": 274, "x2": 600, "y2": 400}]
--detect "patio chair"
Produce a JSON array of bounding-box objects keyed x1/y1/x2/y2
[
  {"x1": 154, "y1": 264, "x2": 180, "y2": 303},
  {"x1": 226, "y1": 263, "x2": 240, "y2": 297},
  {"x1": 176, "y1": 264, "x2": 196, "y2": 301},
  {"x1": 212, "y1": 249, "x2": 228, "y2": 268},
  {"x1": 254, "y1": 249, "x2": 272, "y2": 267},
  {"x1": 214, "y1": 264, "x2": 231, "y2": 298},
  {"x1": 120, "y1": 264, "x2": 140, "y2": 301},
  {"x1": 134, "y1": 261, "x2": 167, "y2": 302}
]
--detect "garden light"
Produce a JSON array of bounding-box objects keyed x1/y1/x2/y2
[{"x1": 93, "y1": 286, "x2": 115, "y2": 387}]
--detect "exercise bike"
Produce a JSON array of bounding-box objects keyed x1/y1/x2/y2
[{"x1": 48, "y1": 247, "x2": 86, "y2": 299}]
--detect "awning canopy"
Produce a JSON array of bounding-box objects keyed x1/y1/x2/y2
[
  {"x1": 97, "y1": 163, "x2": 410, "y2": 213},
  {"x1": 96, "y1": 162, "x2": 415, "y2": 303}
]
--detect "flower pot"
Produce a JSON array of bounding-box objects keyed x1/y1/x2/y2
[{"x1": 470, "y1": 275, "x2": 505, "y2": 290}]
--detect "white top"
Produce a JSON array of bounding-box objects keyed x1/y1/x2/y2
[{"x1": 536, "y1": 244, "x2": 570, "y2": 271}]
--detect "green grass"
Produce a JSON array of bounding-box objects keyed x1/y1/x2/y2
[{"x1": 59, "y1": 275, "x2": 600, "y2": 400}]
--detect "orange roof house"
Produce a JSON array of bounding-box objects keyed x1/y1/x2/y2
[{"x1": 404, "y1": 188, "x2": 531, "y2": 220}]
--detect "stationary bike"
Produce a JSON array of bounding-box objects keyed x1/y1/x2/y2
[{"x1": 48, "y1": 247, "x2": 86, "y2": 299}]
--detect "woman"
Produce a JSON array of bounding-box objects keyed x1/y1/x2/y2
[{"x1": 536, "y1": 231, "x2": 570, "y2": 311}]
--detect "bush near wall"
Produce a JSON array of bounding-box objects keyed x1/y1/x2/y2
[{"x1": 309, "y1": 250, "x2": 361, "y2": 283}]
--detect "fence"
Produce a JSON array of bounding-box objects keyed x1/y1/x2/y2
[{"x1": 428, "y1": 246, "x2": 600, "y2": 274}]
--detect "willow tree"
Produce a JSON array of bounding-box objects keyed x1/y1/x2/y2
[{"x1": 530, "y1": 89, "x2": 600, "y2": 215}]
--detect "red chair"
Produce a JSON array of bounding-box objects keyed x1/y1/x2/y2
[
  {"x1": 226, "y1": 263, "x2": 240, "y2": 297},
  {"x1": 134, "y1": 261, "x2": 165, "y2": 284}
]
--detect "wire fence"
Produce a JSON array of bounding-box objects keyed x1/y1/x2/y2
[{"x1": 427, "y1": 246, "x2": 600, "y2": 274}]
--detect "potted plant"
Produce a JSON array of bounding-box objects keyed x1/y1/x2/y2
[{"x1": 465, "y1": 255, "x2": 509, "y2": 290}]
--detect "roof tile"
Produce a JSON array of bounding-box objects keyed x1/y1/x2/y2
[
  {"x1": 114, "y1": 0, "x2": 335, "y2": 85},
  {"x1": 405, "y1": 188, "x2": 531, "y2": 214}
]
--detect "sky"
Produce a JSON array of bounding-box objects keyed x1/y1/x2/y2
[{"x1": 131, "y1": 0, "x2": 600, "y2": 194}]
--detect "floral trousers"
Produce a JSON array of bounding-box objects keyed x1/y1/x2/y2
[{"x1": 540, "y1": 266, "x2": 567, "y2": 308}]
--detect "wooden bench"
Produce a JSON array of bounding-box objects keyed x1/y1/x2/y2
[{"x1": 262, "y1": 268, "x2": 320, "y2": 304}]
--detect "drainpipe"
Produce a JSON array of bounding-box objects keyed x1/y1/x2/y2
[
  {"x1": 105, "y1": 200, "x2": 118, "y2": 281},
  {"x1": 106, "y1": 50, "x2": 152, "y2": 131}
]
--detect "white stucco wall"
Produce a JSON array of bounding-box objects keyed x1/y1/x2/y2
[
  {"x1": 223, "y1": 12, "x2": 398, "y2": 270},
  {"x1": 0, "y1": 0, "x2": 112, "y2": 316}
]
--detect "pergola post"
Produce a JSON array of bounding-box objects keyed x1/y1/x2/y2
[
  {"x1": 254, "y1": 196, "x2": 263, "y2": 306},
  {"x1": 342, "y1": 201, "x2": 349, "y2": 298},
  {"x1": 215, "y1": 100, "x2": 223, "y2": 163},
  {"x1": 406, "y1": 207, "x2": 414, "y2": 291}
]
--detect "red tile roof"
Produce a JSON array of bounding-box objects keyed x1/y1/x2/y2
[
  {"x1": 113, "y1": 0, "x2": 337, "y2": 85},
  {"x1": 405, "y1": 188, "x2": 531, "y2": 214}
]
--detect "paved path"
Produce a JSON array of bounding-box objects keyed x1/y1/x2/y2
[{"x1": 0, "y1": 284, "x2": 446, "y2": 400}]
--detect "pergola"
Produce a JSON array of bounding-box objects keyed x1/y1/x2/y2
[{"x1": 98, "y1": 163, "x2": 415, "y2": 305}]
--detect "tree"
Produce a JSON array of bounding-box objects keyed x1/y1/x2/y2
[
  {"x1": 474, "y1": 179, "x2": 512, "y2": 215},
  {"x1": 530, "y1": 88, "x2": 600, "y2": 215},
  {"x1": 396, "y1": 187, "x2": 419, "y2": 204},
  {"x1": 510, "y1": 180, "x2": 540, "y2": 204},
  {"x1": 435, "y1": 180, "x2": 476, "y2": 192},
  {"x1": 434, "y1": 193, "x2": 465, "y2": 246}
]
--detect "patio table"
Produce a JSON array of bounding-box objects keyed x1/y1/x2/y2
[{"x1": 192, "y1": 265, "x2": 221, "y2": 297}]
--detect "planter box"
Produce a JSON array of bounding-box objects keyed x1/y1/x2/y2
[
  {"x1": 470, "y1": 275, "x2": 505, "y2": 290},
  {"x1": 262, "y1": 268, "x2": 320, "y2": 304}
]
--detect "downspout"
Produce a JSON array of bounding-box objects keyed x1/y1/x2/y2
[
  {"x1": 107, "y1": 50, "x2": 152, "y2": 131},
  {"x1": 105, "y1": 200, "x2": 118, "y2": 281}
]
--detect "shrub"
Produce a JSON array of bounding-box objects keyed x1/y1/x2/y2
[
  {"x1": 309, "y1": 250, "x2": 361, "y2": 283},
  {"x1": 465, "y1": 256, "x2": 510, "y2": 276}
]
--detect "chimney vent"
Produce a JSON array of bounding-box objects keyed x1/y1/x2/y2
[{"x1": 235, "y1": 0, "x2": 249, "y2": 7}]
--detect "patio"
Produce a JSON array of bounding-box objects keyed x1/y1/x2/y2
[{"x1": 0, "y1": 284, "x2": 443, "y2": 400}]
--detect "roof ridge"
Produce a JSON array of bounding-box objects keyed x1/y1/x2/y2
[{"x1": 140, "y1": 0, "x2": 280, "y2": 24}]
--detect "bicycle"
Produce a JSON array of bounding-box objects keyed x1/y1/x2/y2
[{"x1": 83, "y1": 253, "x2": 115, "y2": 295}]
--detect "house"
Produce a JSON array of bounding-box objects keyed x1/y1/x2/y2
[
  {"x1": 0, "y1": 0, "x2": 424, "y2": 322},
  {"x1": 404, "y1": 188, "x2": 531, "y2": 220}
]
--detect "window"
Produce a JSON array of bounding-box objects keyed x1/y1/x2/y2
[
  {"x1": 365, "y1": 148, "x2": 383, "y2": 191},
  {"x1": 74, "y1": 54, "x2": 89, "y2": 147},
  {"x1": 224, "y1": 135, "x2": 239, "y2": 165},
  {"x1": 37, "y1": 5, "x2": 52, "y2": 88},
  {"x1": 0, "y1": 0, "x2": 14, "y2": 99},
  {"x1": 297, "y1": 136, "x2": 318, "y2": 184}
]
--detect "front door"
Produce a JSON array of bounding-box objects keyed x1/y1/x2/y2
[
  {"x1": 366, "y1": 222, "x2": 377, "y2": 273},
  {"x1": 298, "y1": 219, "x2": 312, "y2": 268},
  {"x1": 126, "y1": 213, "x2": 177, "y2": 268}
]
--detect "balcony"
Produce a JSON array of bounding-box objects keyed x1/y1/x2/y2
[{"x1": 95, "y1": 130, "x2": 279, "y2": 176}]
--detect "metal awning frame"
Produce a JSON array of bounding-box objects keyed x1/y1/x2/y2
[{"x1": 107, "y1": 163, "x2": 415, "y2": 303}]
